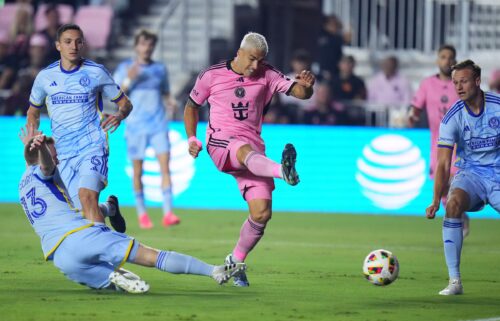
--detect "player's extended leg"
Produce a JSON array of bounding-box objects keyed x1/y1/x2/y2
[
  {"x1": 440, "y1": 188, "x2": 470, "y2": 295},
  {"x1": 131, "y1": 243, "x2": 246, "y2": 285},
  {"x1": 227, "y1": 198, "x2": 272, "y2": 287},
  {"x1": 234, "y1": 143, "x2": 300, "y2": 186},
  {"x1": 132, "y1": 159, "x2": 153, "y2": 229},
  {"x1": 157, "y1": 152, "x2": 180, "y2": 227}
]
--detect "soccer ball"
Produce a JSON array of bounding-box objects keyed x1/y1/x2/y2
[{"x1": 362, "y1": 249, "x2": 399, "y2": 286}]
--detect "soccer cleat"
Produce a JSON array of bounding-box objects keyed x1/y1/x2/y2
[
  {"x1": 162, "y1": 212, "x2": 180, "y2": 227},
  {"x1": 439, "y1": 278, "x2": 463, "y2": 295},
  {"x1": 212, "y1": 262, "x2": 247, "y2": 285},
  {"x1": 281, "y1": 143, "x2": 300, "y2": 186},
  {"x1": 109, "y1": 269, "x2": 150, "y2": 294},
  {"x1": 225, "y1": 254, "x2": 250, "y2": 287},
  {"x1": 107, "y1": 195, "x2": 126, "y2": 233},
  {"x1": 463, "y1": 213, "x2": 470, "y2": 238},
  {"x1": 138, "y1": 213, "x2": 154, "y2": 229}
]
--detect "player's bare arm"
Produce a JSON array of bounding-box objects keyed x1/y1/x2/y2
[
  {"x1": 408, "y1": 106, "x2": 422, "y2": 127},
  {"x1": 290, "y1": 70, "x2": 315, "y2": 99},
  {"x1": 102, "y1": 95, "x2": 133, "y2": 133},
  {"x1": 426, "y1": 147, "x2": 452, "y2": 219},
  {"x1": 183, "y1": 98, "x2": 202, "y2": 158},
  {"x1": 29, "y1": 135, "x2": 56, "y2": 176},
  {"x1": 26, "y1": 106, "x2": 41, "y2": 131}
]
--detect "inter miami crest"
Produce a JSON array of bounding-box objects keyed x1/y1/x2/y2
[
  {"x1": 234, "y1": 87, "x2": 246, "y2": 98},
  {"x1": 232, "y1": 102, "x2": 249, "y2": 120}
]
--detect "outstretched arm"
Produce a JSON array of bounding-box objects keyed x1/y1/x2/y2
[
  {"x1": 183, "y1": 98, "x2": 202, "y2": 158},
  {"x1": 426, "y1": 147, "x2": 453, "y2": 219},
  {"x1": 101, "y1": 95, "x2": 133, "y2": 133},
  {"x1": 289, "y1": 70, "x2": 316, "y2": 99}
]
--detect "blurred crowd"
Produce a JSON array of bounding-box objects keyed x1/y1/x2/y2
[{"x1": 1, "y1": 2, "x2": 500, "y2": 127}]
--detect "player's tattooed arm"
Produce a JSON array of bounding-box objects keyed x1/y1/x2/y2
[
  {"x1": 102, "y1": 96, "x2": 133, "y2": 133},
  {"x1": 184, "y1": 98, "x2": 202, "y2": 158},
  {"x1": 290, "y1": 70, "x2": 315, "y2": 99},
  {"x1": 26, "y1": 106, "x2": 41, "y2": 131}
]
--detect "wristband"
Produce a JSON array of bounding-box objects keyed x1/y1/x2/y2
[{"x1": 188, "y1": 136, "x2": 202, "y2": 148}]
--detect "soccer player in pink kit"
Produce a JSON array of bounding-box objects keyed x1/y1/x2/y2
[
  {"x1": 408, "y1": 45, "x2": 470, "y2": 236},
  {"x1": 184, "y1": 32, "x2": 315, "y2": 287}
]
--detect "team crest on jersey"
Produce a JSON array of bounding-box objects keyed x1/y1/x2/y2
[
  {"x1": 232, "y1": 102, "x2": 249, "y2": 120},
  {"x1": 234, "y1": 87, "x2": 246, "y2": 98},
  {"x1": 440, "y1": 95, "x2": 449, "y2": 103},
  {"x1": 488, "y1": 116, "x2": 500, "y2": 129},
  {"x1": 79, "y1": 76, "x2": 90, "y2": 87}
]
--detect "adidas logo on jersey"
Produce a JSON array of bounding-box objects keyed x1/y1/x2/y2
[
  {"x1": 236, "y1": 77, "x2": 244, "y2": 82},
  {"x1": 50, "y1": 81, "x2": 57, "y2": 87},
  {"x1": 464, "y1": 125, "x2": 470, "y2": 131}
]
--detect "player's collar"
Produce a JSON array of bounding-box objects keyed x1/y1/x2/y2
[
  {"x1": 227, "y1": 60, "x2": 243, "y2": 75},
  {"x1": 59, "y1": 59, "x2": 83, "y2": 74}
]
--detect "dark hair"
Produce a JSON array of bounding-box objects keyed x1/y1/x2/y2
[
  {"x1": 24, "y1": 137, "x2": 55, "y2": 165},
  {"x1": 56, "y1": 23, "x2": 84, "y2": 41},
  {"x1": 438, "y1": 44, "x2": 456, "y2": 58},
  {"x1": 341, "y1": 55, "x2": 356, "y2": 65},
  {"x1": 45, "y1": 3, "x2": 58, "y2": 15},
  {"x1": 452, "y1": 59, "x2": 481, "y2": 79},
  {"x1": 134, "y1": 29, "x2": 158, "y2": 46}
]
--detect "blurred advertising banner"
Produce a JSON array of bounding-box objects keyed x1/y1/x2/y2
[{"x1": 2, "y1": 116, "x2": 498, "y2": 218}]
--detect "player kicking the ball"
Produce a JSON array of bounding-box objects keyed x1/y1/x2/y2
[{"x1": 184, "y1": 32, "x2": 315, "y2": 286}]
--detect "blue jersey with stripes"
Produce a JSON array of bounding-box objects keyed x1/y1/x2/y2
[
  {"x1": 29, "y1": 59, "x2": 124, "y2": 160},
  {"x1": 113, "y1": 59, "x2": 169, "y2": 135},
  {"x1": 19, "y1": 166, "x2": 93, "y2": 260},
  {"x1": 438, "y1": 91, "x2": 500, "y2": 178}
]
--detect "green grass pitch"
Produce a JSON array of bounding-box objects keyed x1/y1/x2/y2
[{"x1": 1, "y1": 203, "x2": 499, "y2": 321}]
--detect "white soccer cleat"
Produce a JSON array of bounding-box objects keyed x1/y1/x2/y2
[
  {"x1": 439, "y1": 278, "x2": 463, "y2": 295},
  {"x1": 109, "y1": 269, "x2": 150, "y2": 294},
  {"x1": 211, "y1": 262, "x2": 247, "y2": 285}
]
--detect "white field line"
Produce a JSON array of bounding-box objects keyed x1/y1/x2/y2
[{"x1": 460, "y1": 317, "x2": 500, "y2": 321}]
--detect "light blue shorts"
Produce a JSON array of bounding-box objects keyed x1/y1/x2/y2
[
  {"x1": 58, "y1": 147, "x2": 109, "y2": 209},
  {"x1": 126, "y1": 131, "x2": 170, "y2": 160},
  {"x1": 450, "y1": 170, "x2": 500, "y2": 212},
  {"x1": 52, "y1": 224, "x2": 138, "y2": 289}
]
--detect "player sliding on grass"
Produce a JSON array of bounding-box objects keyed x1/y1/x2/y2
[
  {"x1": 426, "y1": 60, "x2": 500, "y2": 295},
  {"x1": 184, "y1": 32, "x2": 315, "y2": 287},
  {"x1": 19, "y1": 132, "x2": 245, "y2": 293}
]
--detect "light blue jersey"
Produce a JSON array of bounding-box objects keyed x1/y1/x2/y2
[
  {"x1": 18, "y1": 165, "x2": 93, "y2": 260},
  {"x1": 438, "y1": 91, "x2": 500, "y2": 179},
  {"x1": 113, "y1": 59, "x2": 169, "y2": 135},
  {"x1": 29, "y1": 59, "x2": 124, "y2": 160}
]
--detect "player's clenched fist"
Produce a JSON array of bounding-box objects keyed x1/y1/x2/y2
[
  {"x1": 188, "y1": 136, "x2": 202, "y2": 158},
  {"x1": 425, "y1": 202, "x2": 440, "y2": 219}
]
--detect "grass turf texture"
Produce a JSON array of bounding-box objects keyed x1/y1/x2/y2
[{"x1": 0, "y1": 203, "x2": 499, "y2": 321}]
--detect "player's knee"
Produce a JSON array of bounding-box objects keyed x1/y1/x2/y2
[
  {"x1": 250, "y1": 208, "x2": 272, "y2": 224},
  {"x1": 78, "y1": 189, "x2": 98, "y2": 206},
  {"x1": 445, "y1": 198, "x2": 465, "y2": 218}
]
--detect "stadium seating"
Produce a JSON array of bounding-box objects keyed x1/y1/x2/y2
[
  {"x1": 74, "y1": 5, "x2": 114, "y2": 50},
  {"x1": 34, "y1": 4, "x2": 74, "y2": 32},
  {"x1": 0, "y1": 3, "x2": 33, "y2": 34}
]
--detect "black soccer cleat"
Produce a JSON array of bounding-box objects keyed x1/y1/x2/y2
[
  {"x1": 281, "y1": 143, "x2": 300, "y2": 186},
  {"x1": 107, "y1": 195, "x2": 126, "y2": 233}
]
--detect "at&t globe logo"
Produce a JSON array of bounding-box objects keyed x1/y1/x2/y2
[
  {"x1": 355, "y1": 134, "x2": 426, "y2": 210},
  {"x1": 125, "y1": 130, "x2": 195, "y2": 202}
]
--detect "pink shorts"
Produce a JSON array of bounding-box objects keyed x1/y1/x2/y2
[{"x1": 206, "y1": 132, "x2": 275, "y2": 201}]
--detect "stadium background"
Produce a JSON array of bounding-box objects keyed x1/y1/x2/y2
[{"x1": 1, "y1": 0, "x2": 499, "y2": 218}]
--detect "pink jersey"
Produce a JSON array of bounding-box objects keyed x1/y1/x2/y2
[
  {"x1": 411, "y1": 74, "x2": 459, "y2": 177},
  {"x1": 189, "y1": 61, "x2": 295, "y2": 147}
]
